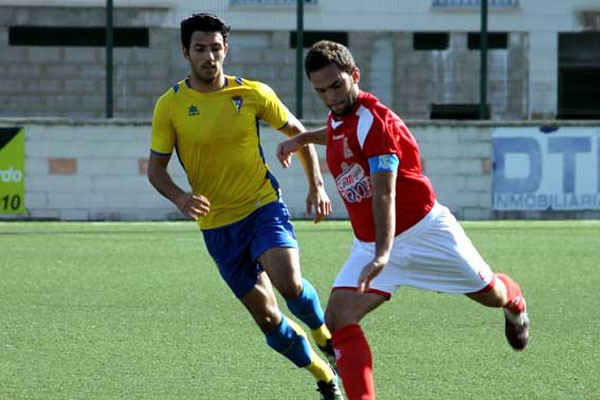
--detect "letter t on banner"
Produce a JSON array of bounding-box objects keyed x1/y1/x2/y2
[{"x1": 548, "y1": 137, "x2": 591, "y2": 193}]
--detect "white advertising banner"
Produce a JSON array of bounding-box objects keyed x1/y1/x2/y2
[{"x1": 492, "y1": 126, "x2": 600, "y2": 210}]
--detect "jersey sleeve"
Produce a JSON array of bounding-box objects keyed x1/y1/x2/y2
[
  {"x1": 150, "y1": 94, "x2": 175, "y2": 155},
  {"x1": 361, "y1": 109, "x2": 402, "y2": 160},
  {"x1": 253, "y1": 82, "x2": 290, "y2": 130}
]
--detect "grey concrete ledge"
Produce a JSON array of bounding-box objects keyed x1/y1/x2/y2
[
  {"x1": 0, "y1": 117, "x2": 152, "y2": 127},
  {"x1": 302, "y1": 119, "x2": 600, "y2": 128},
  {"x1": 2, "y1": 117, "x2": 600, "y2": 128}
]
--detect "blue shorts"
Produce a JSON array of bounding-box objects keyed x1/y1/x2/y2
[{"x1": 202, "y1": 200, "x2": 299, "y2": 298}]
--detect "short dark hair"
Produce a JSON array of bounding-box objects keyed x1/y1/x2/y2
[
  {"x1": 180, "y1": 13, "x2": 231, "y2": 51},
  {"x1": 304, "y1": 40, "x2": 356, "y2": 77}
]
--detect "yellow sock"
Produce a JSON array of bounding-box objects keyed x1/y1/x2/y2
[
  {"x1": 286, "y1": 317, "x2": 308, "y2": 340},
  {"x1": 305, "y1": 350, "x2": 335, "y2": 383},
  {"x1": 311, "y1": 323, "x2": 332, "y2": 348},
  {"x1": 286, "y1": 319, "x2": 334, "y2": 383}
]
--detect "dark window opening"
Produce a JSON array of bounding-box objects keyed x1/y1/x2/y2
[
  {"x1": 467, "y1": 32, "x2": 508, "y2": 50},
  {"x1": 430, "y1": 103, "x2": 490, "y2": 120},
  {"x1": 558, "y1": 68, "x2": 600, "y2": 119},
  {"x1": 413, "y1": 32, "x2": 449, "y2": 50},
  {"x1": 289, "y1": 31, "x2": 348, "y2": 48},
  {"x1": 9, "y1": 26, "x2": 149, "y2": 47},
  {"x1": 558, "y1": 32, "x2": 600, "y2": 119},
  {"x1": 433, "y1": 0, "x2": 519, "y2": 7},
  {"x1": 231, "y1": 0, "x2": 317, "y2": 4}
]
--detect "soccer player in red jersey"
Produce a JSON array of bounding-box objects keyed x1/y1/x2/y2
[{"x1": 277, "y1": 40, "x2": 530, "y2": 400}]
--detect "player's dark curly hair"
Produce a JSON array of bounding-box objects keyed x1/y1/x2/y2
[
  {"x1": 180, "y1": 13, "x2": 231, "y2": 51},
  {"x1": 304, "y1": 40, "x2": 356, "y2": 77}
]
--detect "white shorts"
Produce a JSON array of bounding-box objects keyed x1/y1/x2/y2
[{"x1": 332, "y1": 202, "x2": 494, "y2": 298}]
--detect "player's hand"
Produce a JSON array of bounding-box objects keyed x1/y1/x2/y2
[
  {"x1": 277, "y1": 137, "x2": 305, "y2": 168},
  {"x1": 358, "y1": 256, "x2": 388, "y2": 292},
  {"x1": 306, "y1": 185, "x2": 331, "y2": 224},
  {"x1": 175, "y1": 193, "x2": 211, "y2": 220}
]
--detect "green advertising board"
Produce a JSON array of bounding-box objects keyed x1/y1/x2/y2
[{"x1": 0, "y1": 127, "x2": 25, "y2": 214}]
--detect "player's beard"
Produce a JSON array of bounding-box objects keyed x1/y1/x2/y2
[
  {"x1": 195, "y1": 62, "x2": 220, "y2": 84},
  {"x1": 330, "y1": 94, "x2": 356, "y2": 116}
]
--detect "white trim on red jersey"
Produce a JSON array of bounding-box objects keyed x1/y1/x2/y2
[{"x1": 355, "y1": 105, "x2": 374, "y2": 149}]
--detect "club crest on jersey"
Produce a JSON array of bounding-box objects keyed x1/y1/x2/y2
[
  {"x1": 343, "y1": 137, "x2": 353, "y2": 159},
  {"x1": 335, "y1": 162, "x2": 373, "y2": 203},
  {"x1": 188, "y1": 105, "x2": 199, "y2": 116},
  {"x1": 231, "y1": 96, "x2": 243, "y2": 114}
]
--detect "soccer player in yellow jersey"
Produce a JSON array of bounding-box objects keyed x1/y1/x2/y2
[{"x1": 147, "y1": 13, "x2": 343, "y2": 400}]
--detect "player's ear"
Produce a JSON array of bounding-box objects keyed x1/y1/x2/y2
[
  {"x1": 182, "y1": 45, "x2": 190, "y2": 60},
  {"x1": 351, "y1": 68, "x2": 361, "y2": 84}
]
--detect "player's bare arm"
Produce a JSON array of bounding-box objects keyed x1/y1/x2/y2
[
  {"x1": 147, "y1": 152, "x2": 211, "y2": 220},
  {"x1": 279, "y1": 116, "x2": 331, "y2": 223},
  {"x1": 358, "y1": 170, "x2": 397, "y2": 292},
  {"x1": 277, "y1": 126, "x2": 328, "y2": 168}
]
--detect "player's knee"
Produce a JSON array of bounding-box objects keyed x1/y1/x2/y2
[
  {"x1": 277, "y1": 280, "x2": 303, "y2": 300},
  {"x1": 324, "y1": 310, "x2": 338, "y2": 332},
  {"x1": 254, "y1": 309, "x2": 282, "y2": 332},
  {"x1": 325, "y1": 305, "x2": 356, "y2": 332}
]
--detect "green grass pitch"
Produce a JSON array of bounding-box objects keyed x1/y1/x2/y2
[{"x1": 1, "y1": 220, "x2": 599, "y2": 399}]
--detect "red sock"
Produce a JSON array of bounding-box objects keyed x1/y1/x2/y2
[
  {"x1": 496, "y1": 273, "x2": 525, "y2": 314},
  {"x1": 331, "y1": 324, "x2": 375, "y2": 400}
]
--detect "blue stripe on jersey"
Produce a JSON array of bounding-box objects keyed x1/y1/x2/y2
[
  {"x1": 172, "y1": 83, "x2": 179, "y2": 93},
  {"x1": 368, "y1": 154, "x2": 400, "y2": 173},
  {"x1": 235, "y1": 76, "x2": 243, "y2": 85},
  {"x1": 256, "y1": 119, "x2": 263, "y2": 161},
  {"x1": 150, "y1": 149, "x2": 172, "y2": 156},
  {"x1": 277, "y1": 120, "x2": 289, "y2": 130},
  {"x1": 174, "y1": 141, "x2": 187, "y2": 173},
  {"x1": 266, "y1": 170, "x2": 280, "y2": 194},
  {"x1": 255, "y1": 118, "x2": 280, "y2": 197}
]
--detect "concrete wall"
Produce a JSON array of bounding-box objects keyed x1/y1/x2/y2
[
  {"x1": 192, "y1": 0, "x2": 600, "y2": 120},
  {"x1": 197, "y1": 0, "x2": 600, "y2": 32},
  {"x1": 392, "y1": 31, "x2": 528, "y2": 119},
  {"x1": 2, "y1": 118, "x2": 599, "y2": 222},
  {"x1": 0, "y1": 22, "x2": 531, "y2": 122},
  {"x1": 0, "y1": 6, "x2": 176, "y2": 119},
  {"x1": 3, "y1": 0, "x2": 598, "y2": 32},
  {"x1": 226, "y1": 30, "x2": 529, "y2": 120},
  {"x1": 0, "y1": 119, "x2": 187, "y2": 221},
  {"x1": 0, "y1": 2, "x2": 598, "y2": 121}
]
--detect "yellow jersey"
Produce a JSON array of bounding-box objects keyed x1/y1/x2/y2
[{"x1": 151, "y1": 76, "x2": 290, "y2": 229}]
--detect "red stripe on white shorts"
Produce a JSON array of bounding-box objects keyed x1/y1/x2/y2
[
  {"x1": 470, "y1": 274, "x2": 496, "y2": 294},
  {"x1": 332, "y1": 286, "x2": 392, "y2": 300}
]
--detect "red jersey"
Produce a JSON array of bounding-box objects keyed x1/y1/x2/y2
[{"x1": 325, "y1": 91, "x2": 436, "y2": 242}]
